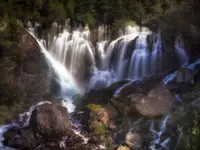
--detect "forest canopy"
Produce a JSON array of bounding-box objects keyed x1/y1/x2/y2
[{"x1": 0, "y1": 0, "x2": 199, "y2": 28}]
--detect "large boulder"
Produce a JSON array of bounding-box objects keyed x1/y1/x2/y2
[
  {"x1": 30, "y1": 103, "x2": 70, "y2": 140},
  {"x1": 125, "y1": 132, "x2": 142, "y2": 150},
  {"x1": 112, "y1": 83, "x2": 174, "y2": 118},
  {"x1": 134, "y1": 84, "x2": 174, "y2": 118}
]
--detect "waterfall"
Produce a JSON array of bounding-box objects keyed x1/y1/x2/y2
[
  {"x1": 37, "y1": 37, "x2": 81, "y2": 98},
  {"x1": 31, "y1": 22, "x2": 189, "y2": 90},
  {"x1": 48, "y1": 26, "x2": 96, "y2": 86},
  {"x1": 175, "y1": 35, "x2": 189, "y2": 66}
]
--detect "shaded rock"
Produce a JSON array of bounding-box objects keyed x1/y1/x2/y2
[
  {"x1": 104, "y1": 104, "x2": 119, "y2": 120},
  {"x1": 78, "y1": 88, "x2": 114, "y2": 109},
  {"x1": 125, "y1": 132, "x2": 142, "y2": 150},
  {"x1": 194, "y1": 64, "x2": 200, "y2": 82},
  {"x1": 176, "y1": 67, "x2": 194, "y2": 83},
  {"x1": 167, "y1": 100, "x2": 200, "y2": 129},
  {"x1": 134, "y1": 84, "x2": 174, "y2": 117},
  {"x1": 166, "y1": 82, "x2": 194, "y2": 95},
  {"x1": 109, "y1": 80, "x2": 130, "y2": 91},
  {"x1": 64, "y1": 130, "x2": 95, "y2": 150},
  {"x1": 30, "y1": 103, "x2": 70, "y2": 140},
  {"x1": 20, "y1": 128, "x2": 37, "y2": 149},
  {"x1": 3, "y1": 128, "x2": 37, "y2": 149},
  {"x1": 110, "y1": 99, "x2": 131, "y2": 117},
  {"x1": 180, "y1": 82, "x2": 200, "y2": 101},
  {"x1": 114, "y1": 78, "x2": 159, "y2": 98},
  {"x1": 3, "y1": 129, "x2": 21, "y2": 149},
  {"x1": 23, "y1": 55, "x2": 46, "y2": 74}
]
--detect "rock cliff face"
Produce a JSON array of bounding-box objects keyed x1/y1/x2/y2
[
  {"x1": 15, "y1": 28, "x2": 53, "y2": 110},
  {"x1": 18, "y1": 28, "x2": 51, "y2": 104},
  {"x1": 0, "y1": 26, "x2": 52, "y2": 123}
]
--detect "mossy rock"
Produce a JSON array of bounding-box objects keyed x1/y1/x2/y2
[
  {"x1": 93, "y1": 123, "x2": 106, "y2": 135},
  {"x1": 117, "y1": 145, "x2": 130, "y2": 150},
  {"x1": 86, "y1": 104, "x2": 102, "y2": 113}
]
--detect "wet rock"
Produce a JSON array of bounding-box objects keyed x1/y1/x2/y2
[
  {"x1": 78, "y1": 88, "x2": 114, "y2": 109},
  {"x1": 134, "y1": 84, "x2": 174, "y2": 117},
  {"x1": 3, "y1": 129, "x2": 21, "y2": 149},
  {"x1": 109, "y1": 80, "x2": 130, "y2": 91},
  {"x1": 23, "y1": 55, "x2": 46, "y2": 74},
  {"x1": 125, "y1": 132, "x2": 142, "y2": 150},
  {"x1": 194, "y1": 64, "x2": 200, "y2": 82},
  {"x1": 105, "y1": 105, "x2": 119, "y2": 121},
  {"x1": 30, "y1": 103, "x2": 70, "y2": 140},
  {"x1": 167, "y1": 101, "x2": 200, "y2": 129},
  {"x1": 110, "y1": 99, "x2": 131, "y2": 117},
  {"x1": 20, "y1": 128, "x2": 37, "y2": 149},
  {"x1": 176, "y1": 67, "x2": 194, "y2": 83},
  {"x1": 180, "y1": 82, "x2": 200, "y2": 101},
  {"x1": 3, "y1": 128, "x2": 37, "y2": 149},
  {"x1": 115, "y1": 78, "x2": 159, "y2": 98}
]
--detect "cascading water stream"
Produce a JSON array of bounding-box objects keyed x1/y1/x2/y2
[
  {"x1": 0, "y1": 101, "x2": 51, "y2": 149},
  {"x1": 38, "y1": 38, "x2": 81, "y2": 98},
  {"x1": 0, "y1": 29, "x2": 88, "y2": 149},
  {"x1": 175, "y1": 36, "x2": 189, "y2": 66},
  {"x1": 149, "y1": 116, "x2": 170, "y2": 150},
  {"x1": 48, "y1": 26, "x2": 96, "y2": 87}
]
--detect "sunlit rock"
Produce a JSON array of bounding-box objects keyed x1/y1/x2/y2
[
  {"x1": 125, "y1": 132, "x2": 142, "y2": 149},
  {"x1": 135, "y1": 84, "x2": 174, "y2": 117}
]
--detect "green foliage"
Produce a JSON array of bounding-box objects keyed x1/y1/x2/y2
[
  {"x1": 0, "y1": 106, "x2": 12, "y2": 124},
  {"x1": 0, "y1": 0, "x2": 199, "y2": 29},
  {"x1": 86, "y1": 104, "x2": 101, "y2": 113},
  {"x1": 178, "y1": 111, "x2": 200, "y2": 150},
  {"x1": 93, "y1": 123, "x2": 106, "y2": 135},
  {"x1": 0, "y1": 101, "x2": 25, "y2": 124},
  {"x1": 112, "y1": 19, "x2": 136, "y2": 31},
  {"x1": 66, "y1": 0, "x2": 76, "y2": 19}
]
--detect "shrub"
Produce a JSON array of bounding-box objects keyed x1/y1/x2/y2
[{"x1": 178, "y1": 111, "x2": 200, "y2": 150}]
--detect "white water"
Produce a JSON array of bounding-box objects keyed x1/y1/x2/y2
[
  {"x1": 41, "y1": 22, "x2": 189, "y2": 90},
  {"x1": 0, "y1": 101, "x2": 51, "y2": 149},
  {"x1": 0, "y1": 101, "x2": 88, "y2": 149},
  {"x1": 163, "y1": 58, "x2": 200, "y2": 84},
  {"x1": 38, "y1": 39, "x2": 81, "y2": 97},
  {"x1": 175, "y1": 35, "x2": 189, "y2": 66},
  {"x1": 0, "y1": 22, "x2": 191, "y2": 149},
  {"x1": 49, "y1": 26, "x2": 96, "y2": 86},
  {"x1": 93, "y1": 26, "x2": 188, "y2": 89},
  {"x1": 149, "y1": 116, "x2": 170, "y2": 150}
]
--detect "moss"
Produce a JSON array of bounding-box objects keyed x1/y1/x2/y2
[
  {"x1": 177, "y1": 111, "x2": 200, "y2": 150},
  {"x1": 86, "y1": 104, "x2": 102, "y2": 113},
  {"x1": 0, "y1": 100, "x2": 24, "y2": 124},
  {"x1": 104, "y1": 134, "x2": 113, "y2": 149},
  {"x1": 93, "y1": 123, "x2": 106, "y2": 135},
  {"x1": 0, "y1": 106, "x2": 12, "y2": 124}
]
